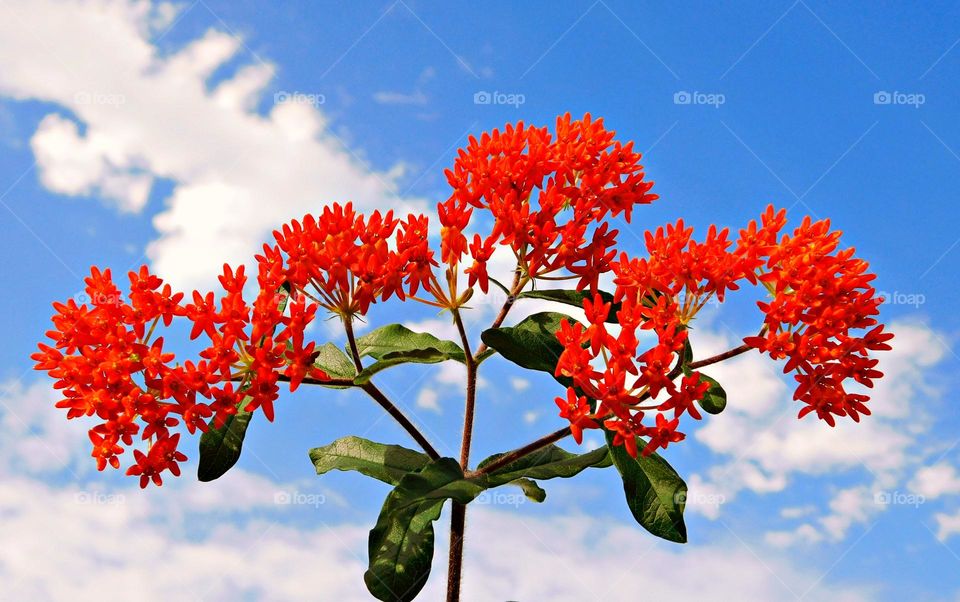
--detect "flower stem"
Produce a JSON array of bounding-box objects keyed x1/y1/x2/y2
[
  {"x1": 446, "y1": 271, "x2": 526, "y2": 602},
  {"x1": 470, "y1": 426, "x2": 572, "y2": 477},
  {"x1": 342, "y1": 314, "x2": 441, "y2": 460},
  {"x1": 360, "y1": 383, "x2": 441, "y2": 460}
]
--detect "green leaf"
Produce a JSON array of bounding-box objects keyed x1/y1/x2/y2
[
  {"x1": 508, "y1": 478, "x2": 547, "y2": 503},
  {"x1": 518, "y1": 289, "x2": 620, "y2": 322},
  {"x1": 353, "y1": 324, "x2": 466, "y2": 383},
  {"x1": 365, "y1": 458, "x2": 484, "y2": 602},
  {"x1": 197, "y1": 402, "x2": 253, "y2": 482},
  {"x1": 695, "y1": 373, "x2": 727, "y2": 414},
  {"x1": 313, "y1": 342, "x2": 357, "y2": 389},
  {"x1": 309, "y1": 436, "x2": 432, "y2": 486},
  {"x1": 479, "y1": 312, "x2": 570, "y2": 375},
  {"x1": 356, "y1": 324, "x2": 466, "y2": 361},
  {"x1": 477, "y1": 444, "x2": 611, "y2": 487},
  {"x1": 605, "y1": 431, "x2": 687, "y2": 543}
]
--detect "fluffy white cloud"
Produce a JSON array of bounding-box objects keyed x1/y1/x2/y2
[
  {"x1": 910, "y1": 464, "x2": 960, "y2": 499},
  {"x1": 934, "y1": 510, "x2": 960, "y2": 542},
  {"x1": 415, "y1": 388, "x2": 441, "y2": 414},
  {"x1": 0, "y1": 474, "x2": 877, "y2": 602},
  {"x1": 0, "y1": 0, "x2": 426, "y2": 290},
  {"x1": 0, "y1": 377, "x2": 877, "y2": 601}
]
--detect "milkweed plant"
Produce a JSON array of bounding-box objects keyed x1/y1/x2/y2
[{"x1": 33, "y1": 114, "x2": 892, "y2": 601}]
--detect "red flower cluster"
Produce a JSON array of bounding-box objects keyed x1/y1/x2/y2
[
  {"x1": 32, "y1": 203, "x2": 441, "y2": 486},
  {"x1": 31, "y1": 113, "x2": 892, "y2": 483},
  {"x1": 440, "y1": 113, "x2": 658, "y2": 294},
  {"x1": 554, "y1": 205, "x2": 891, "y2": 456},
  {"x1": 555, "y1": 291, "x2": 709, "y2": 457},
  {"x1": 738, "y1": 208, "x2": 893, "y2": 425},
  {"x1": 31, "y1": 261, "x2": 331, "y2": 487},
  {"x1": 271, "y1": 203, "x2": 436, "y2": 316}
]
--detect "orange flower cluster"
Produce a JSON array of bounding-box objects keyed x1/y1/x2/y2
[
  {"x1": 555, "y1": 206, "x2": 891, "y2": 456},
  {"x1": 31, "y1": 263, "x2": 329, "y2": 487},
  {"x1": 32, "y1": 114, "x2": 892, "y2": 482},
  {"x1": 738, "y1": 208, "x2": 893, "y2": 425},
  {"x1": 440, "y1": 113, "x2": 658, "y2": 293},
  {"x1": 271, "y1": 203, "x2": 436, "y2": 316}
]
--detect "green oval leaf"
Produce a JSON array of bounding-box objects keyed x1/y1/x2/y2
[
  {"x1": 507, "y1": 478, "x2": 547, "y2": 503},
  {"x1": 197, "y1": 403, "x2": 253, "y2": 482},
  {"x1": 696, "y1": 373, "x2": 727, "y2": 415},
  {"x1": 365, "y1": 458, "x2": 484, "y2": 602},
  {"x1": 355, "y1": 324, "x2": 465, "y2": 362},
  {"x1": 309, "y1": 436, "x2": 431, "y2": 486},
  {"x1": 477, "y1": 444, "x2": 610, "y2": 487},
  {"x1": 479, "y1": 311, "x2": 571, "y2": 375},
  {"x1": 313, "y1": 342, "x2": 357, "y2": 388},
  {"x1": 604, "y1": 431, "x2": 688, "y2": 543},
  {"x1": 352, "y1": 324, "x2": 466, "y2": 383}
]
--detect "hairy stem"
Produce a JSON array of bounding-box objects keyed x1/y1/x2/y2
[
  {"x1": 447, "y1": 308, "x2": 475, "y2": 602},
  {"x1": 446, "y1": 271, "x2": 526, "y2": 602},
  {"x1": 474, "y1": 270, "x2": 524, "y2": 356},
  {"x1": 341, "y1": 314, "x2": 365, "y2": 373},
  {"x1": 446, "y1": 502, "x2": 467, "y2": 602},
  {"x1": 342, "y1": 313, "x2": 441, "y2": 460},
  {"x1": 687, "y1": 342, "x2": 754, "y2": 369},
  {"x1": 470, "y1": 426, "x2": 572, "y2": 477},
  {"x1": 452, "y1": 309, "x2": 477, "y2": 468},
  {"x1": 360, "y1": 383, "x2": 441, "y2": 460}
]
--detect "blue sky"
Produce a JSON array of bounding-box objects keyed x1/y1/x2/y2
[{"x1": 0, "y1": 1, "x2": 958, "y2": 600}]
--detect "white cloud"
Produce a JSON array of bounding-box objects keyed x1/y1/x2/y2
[
  {"x1": 0, "y1": 0, "x2": 426, "y2": 290},
  {"x1": 0, "y1": 476, "x2": 879, "y2": 602},
  {"x1": 934, "y1": 510, "x2": 960, "y2": 542},
  {"x1": 910, "y1": 464, "x2": 960, "y2": 499},
  {"x1": 510, "y1": 377, "x2": 531, "y2": 392},
  {"x1": 0, "y1": 379, "x2": 89, "y2": 475},
  {"x1": 416, "y1": 388, "x2": 441, "y2": 414}
]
